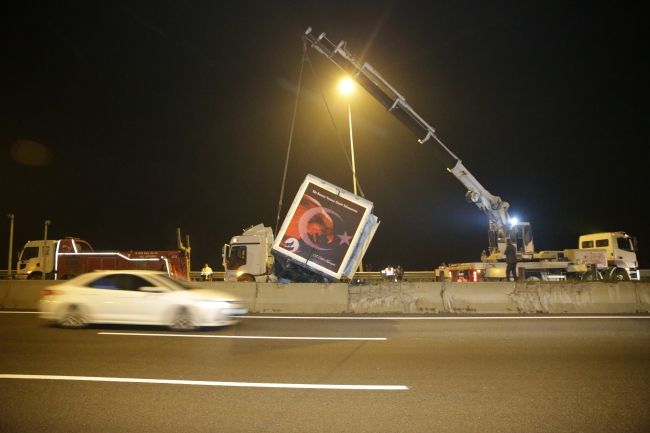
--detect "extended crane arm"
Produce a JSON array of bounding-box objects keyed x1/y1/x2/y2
[{"x1": 303, "y1": 28, "x2": 510, "y2": 233}]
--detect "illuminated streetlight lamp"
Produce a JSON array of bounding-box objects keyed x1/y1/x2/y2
[{"x1": 339, "y1": 77, "x2": 363, "y2": 272}]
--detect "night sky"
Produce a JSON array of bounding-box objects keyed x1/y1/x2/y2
[{"x1": 1, "y1": 1, "x2": 647, "y2": 272}]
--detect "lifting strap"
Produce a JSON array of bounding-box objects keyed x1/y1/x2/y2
[{"x1": 275, "y1": 42, "x2": 367, "y2": 236}]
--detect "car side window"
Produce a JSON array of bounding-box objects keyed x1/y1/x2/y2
[
  {"x1": 87, "y1": 274, "x2": 155, "y2": 290},
  {"x1": 126, "y1": 275, "x2": 155, "y2": 291},
  {"x1": 88, "y1": 275, "x2": 119, "y2": 289}
]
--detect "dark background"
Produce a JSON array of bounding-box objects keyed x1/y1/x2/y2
[{"x1": 1, "y1": 1, "x2": 647, "y2": 272}]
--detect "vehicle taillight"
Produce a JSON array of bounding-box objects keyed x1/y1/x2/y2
[{"x1": 40, "y1": 289, "x2": 62, "y2": 296}]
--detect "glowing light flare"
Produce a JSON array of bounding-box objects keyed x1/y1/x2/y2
[{"x1": 339, "y1": 78, "x2": 355, "y2": 96}]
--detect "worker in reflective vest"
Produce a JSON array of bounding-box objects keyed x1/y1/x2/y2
[
  {"x1": 201, "y1": 263, "x2": 213, "y2": 281},
  {"x1": 382, "y1": 266, "x2": 395, "y2": 281}
]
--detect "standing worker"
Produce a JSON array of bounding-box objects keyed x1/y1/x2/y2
[
  {"x1": 504, "y1": 238, "x2": 517, "y2": 281},
  {"x1": 201, "y1": 263, "x2": 213, "y2": 281},
  {"x1": 395, "y1": 265, "x2": 404, "y2": 282}
]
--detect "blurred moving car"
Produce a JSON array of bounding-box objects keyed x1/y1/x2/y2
[{"x1": 38, "y1": 270, "x2": 247, "y2": 330}]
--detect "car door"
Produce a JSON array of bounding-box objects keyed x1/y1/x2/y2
[
  {"x1": 84, "y1": 274, "x2": 125, "y2": 322},
  {"x1": 113, "y1": 274, "x2": 172, "y2": 324}
]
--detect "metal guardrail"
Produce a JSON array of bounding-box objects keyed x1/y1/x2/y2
[
  {"x1": 190, "y1": 271, "x2": 436, "y2": 282},
  {"x1": 0, "y1": 270, "x2": 16, "y2": 279},
  {"x1": 5, "y1": 269, "x2": 649, "y2": 282},
  {"x1": 189, "y1": 271, "x2": 443, "y2": 282},
  {"x1": 0, "y1": 270, "x2": 457, "y2": 282},
  {"x1": 189, "y1": 271, "x2": 225, "y2": 281}
]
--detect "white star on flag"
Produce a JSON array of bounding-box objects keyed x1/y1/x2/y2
[{"x1": 337, "y1": 232, "x2": 352, "y2": 245}]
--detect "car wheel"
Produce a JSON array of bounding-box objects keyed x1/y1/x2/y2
[
  {"x1": 59, "y1": 305, "x2": 89, "y2": 329},
  {"x1": 169, "y1": 307, "x2": 198, "y2": 331}
]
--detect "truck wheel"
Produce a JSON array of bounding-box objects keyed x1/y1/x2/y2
[
  {"x1": 60, "y1": 274, "x2": 75, "y2": 280},
  {"x1": 581, "y1": 271, "x2": 603, "y2": 281},
  {"x1": 27, "y1": 272, "x2": 42, "y2": 280},
  {"x1": 238, "y1": 275, "x2": 255, "y2": 282},
  {"x1": 59, "y1": 305, "x2": 89, "y2": 329},
  {"x1": 169, "y1": 307, "x2": 198, "y2": 331},
  {"x1": 609, "y1": 269, "x2": 630, "y2": 281}
]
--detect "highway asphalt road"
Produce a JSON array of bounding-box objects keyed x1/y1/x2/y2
[{"x1": 1, "y1": 312, "x2": 650, "y2": 432}]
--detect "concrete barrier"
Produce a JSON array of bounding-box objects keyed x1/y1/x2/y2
[
  {"x1": 535, "y1": 282, "x2": 640, "y2": 314},
  {"x1": 0, "y1": 280, "x2": 10, "y2": 308},
  {"x1": 1, "y1": 280, "x2": 63, "y2": 310},
  {"x1": 2, "y1": 279, "x2": 650, "y2": 314},
  {"x1": 636, "y1": 283, "x2": 650, "y2": 313},
  {"x1": 348, "y1": 282, "x2": 445, "y2": 313},
  {"x1": 255, "y1": 283, "x2": 349, "y2": 313},
  {"x1": 508, "y1": 283, "x2": 546, "y2": 313},
  {"x1": 198, "y1": 281, "x2": 257, "y2": 311},
  {"x1": 442, "y1": 282, "x2": 519, "y2": 313}
]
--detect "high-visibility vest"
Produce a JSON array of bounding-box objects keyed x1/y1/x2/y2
[{"x1": 201, "y1": 267, "x2": 213, "y2": 276}]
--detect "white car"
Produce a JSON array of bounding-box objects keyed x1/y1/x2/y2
[{"x1": 38, "y1": 270, "x2": 247, "y2": 330}]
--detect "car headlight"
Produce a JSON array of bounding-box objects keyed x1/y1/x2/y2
[{"x1": 196, "y1": 301, "x2": 232, "y2": 308}]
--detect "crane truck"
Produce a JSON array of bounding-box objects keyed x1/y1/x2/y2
[{"x1": 303, "y1": 28, "x2": 639, "y2": 281}]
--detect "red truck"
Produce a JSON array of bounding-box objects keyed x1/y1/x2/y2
[{"x1": 16, "y1": 238, "x2": 188, "y2": 280}]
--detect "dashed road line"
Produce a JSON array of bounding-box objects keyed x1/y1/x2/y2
[
  {"x1": 0, "y1": 311, "x2": 40, "y2": 314},
  {"x1": 241, "y1": 315, "x2": 650, "y2": 320},
  {"x1": 99, "y1": 332, "x2": 386, "y2": 340},
  {"x1": 0, "y1": 374, "x2": 407, "y2": 390}
]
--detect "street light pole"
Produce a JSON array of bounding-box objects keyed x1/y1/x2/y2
[
  {"x1": 339, "y1": 78, "x2": 364, "y2": 272},
  {"x1": 7, "y1": 214, "x2": 14, "y2": 280},
  {"x1": 42, "y1": 220, "x2": 50, "y2": 280},
  {"x1": 348, "y1": 104, "x2": 358, "y2": 196}
]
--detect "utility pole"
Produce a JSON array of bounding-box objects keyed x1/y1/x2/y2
[
  {"x1": 42, "y1": 220, "x2": 50, "y2": 280},
  {"x1": 7, "y1": 214, "x2": 14, "y2": 280},
  {"x1": 177, "y1": 228, "x2": 191, "y2": 280}
]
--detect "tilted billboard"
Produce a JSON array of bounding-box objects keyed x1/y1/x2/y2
[{"x1": 272, "y1": 174, "x2": 379, "y2": 281}]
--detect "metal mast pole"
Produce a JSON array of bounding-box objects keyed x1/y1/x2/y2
[
  {"x1": 7, "y1": 214, "x2": 14, "y2": 279},
  {"x1": 42, "y1": 220, "x2": 50, "y2": 280}
]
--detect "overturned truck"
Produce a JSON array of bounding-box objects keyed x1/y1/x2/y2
[{"x1": 223, "y1": 174, "x2": 380, "y2": 283}]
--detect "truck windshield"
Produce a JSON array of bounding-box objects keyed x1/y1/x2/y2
[
  {"x1": 20, "y1": 246, "x2": 39, "y2": 261},
  {"x1": 227, "y1": 245, "x2": 247, "y2": 270},
  {"x1": 617, "y1": 237, "x2": 634, "y2": 252}
]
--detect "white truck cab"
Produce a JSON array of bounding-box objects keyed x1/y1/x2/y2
[
  {"x1": 16, "y1": 238, "x2": 93, "y2": 279},
  {"x1": 578, "y1": 232, "x2": 638, "y2": 280},
  {"x1": 222, "y1": 224, "x2": 275, "y2": 282}
]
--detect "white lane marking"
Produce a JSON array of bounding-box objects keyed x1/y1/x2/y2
[
  {"x1": 98, "y1": 332, "x2": 385, "y2": 341},
  {"x1": 0, "y1": 374, "x2": 407, "y2": 390},
  {"x1": 241, "y1": 315, "x2": 650, "y2": 320},
  {"x1": 0, "y1": 311, "x2": 40, "y2": 314}
]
